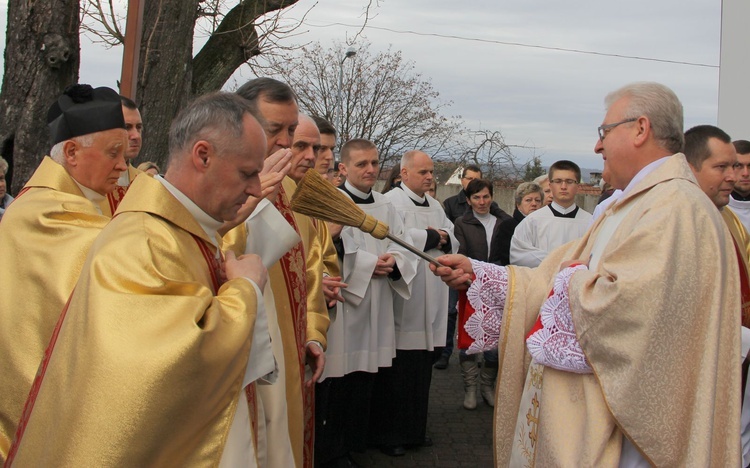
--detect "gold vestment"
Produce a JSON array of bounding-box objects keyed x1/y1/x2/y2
[
  {"x1": 494, "y1": 155, "x2": 740, "y2": 466},
  {"x1": 7, "y1": 174, "x2": 261, "y2": 466},
  {"x1": 0, "y1": 157, "x2": 111, "y2": 462}
]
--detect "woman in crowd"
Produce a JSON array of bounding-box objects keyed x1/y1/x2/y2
[
  {"x1": 381, "y1": 163, "x2": 401, "y2": 193},
  {"x1": 497, "y1": 182, "x2": 544, "y2": 265},
  {"x1": 452, "y1": 178, "x2": 503, "y2": 410}
]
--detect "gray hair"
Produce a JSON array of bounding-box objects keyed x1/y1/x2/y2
[
  {"x1": 533, "y1": 174, "x2": 548, "y2": 184},
  {"x1": 168, "y1": 92, "x2": 252, "y2": 163},
  {"x1": 49, "y1": 134, "x2": 95, "y2": 164},
  {"x1": 0, "y1": 157, "x2": 8, "y2": 175},
  {"x1": 604, "y1": 82, "x2": 684, "y2": 154},
  {"x1": 515, "y1": 182, "x2": 544, "y2": 206}
]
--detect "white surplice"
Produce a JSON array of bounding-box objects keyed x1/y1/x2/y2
[
  {"x1": 322, "y1": 187, "x2": 417, "y2": 379},
  {"x1": 385, "y1": 186, "x2": 457, "y2": 350}
]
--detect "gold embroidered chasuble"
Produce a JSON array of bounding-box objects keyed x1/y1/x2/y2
[
  {"x1": 98, "y1": 164, "x2": 142, "y2": 217},
  {"x1": 225, "y1": 176, "x2": 328, "y2": 468},
  {"x1": 492, "y1": 155, "x2": 740, "y2": 467},
  {"x1": 0, "y1": 157, "x2": 112, "y2": 462},
  {"x1": 723, "y1": 207, "x2": 750, "y2": 328},
  {"x1": 7, "y1": 174, "x2": 262, "y2": 466}
]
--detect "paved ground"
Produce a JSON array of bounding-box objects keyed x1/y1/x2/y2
[{"x1": 350, "y1": 353, "x2": 495, "y2": 467}]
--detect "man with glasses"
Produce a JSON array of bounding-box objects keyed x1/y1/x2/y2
[
  {"x1": 510, "y1": 160, "x2": 591, "y2": 267},
  {"x1": 431, "y1": 82, "x2": 740, "y2": 466}
]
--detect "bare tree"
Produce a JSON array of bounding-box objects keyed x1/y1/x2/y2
[
  {"x1": 452, "y1": 128, "x2": 528, "y2": 183},
  {"x1": 0, "y1": 0, "x2": 81, "y2": 194},
  {"x1": 256, "y1": 41, "x2": 464, "y2": 171}
]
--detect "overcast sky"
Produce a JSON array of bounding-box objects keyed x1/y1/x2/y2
[{"x1": 0, "y1": 0, "x2": 724, "y2": 171}]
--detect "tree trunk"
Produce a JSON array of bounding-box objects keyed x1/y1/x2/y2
[
  {"x1": 0, "y1": 0, "x2": 81, "y2": 194},
  {"x1": 192, "y1": 0, "x2": 297, "y2": 96},
  {"x1": 133, "y1": 0, "x2": 199, "y2": 169}
]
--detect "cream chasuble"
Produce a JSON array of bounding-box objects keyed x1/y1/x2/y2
[
  {"x1": 473, "y1": 155, "x2": 740, "y2": 467},
  {"x1": 6, "y1": 174, "x2": 265, "y2": 466},
  {"x1": 0, "y1": 157, "x2": 112, "y2": 463}
]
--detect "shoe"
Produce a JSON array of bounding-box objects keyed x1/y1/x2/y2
[
  {"x1": 460, "y1": 360, "x2": 479, "y2": 410},
  {"x1": 405, "y1": 436, "x2": 433, "y2": 449},
  {"x1": 380, "y1": 445, "x2": 406, "y2": 457},
  {"x1": 433, "y1": 354, "x2": 449, "y2": 370},
  {"x1": 480, "y1": 364, "x2": 498, "y2": 407},
  {"x1": 322, "y1": 454, "x2": 359, "y2": 468}
]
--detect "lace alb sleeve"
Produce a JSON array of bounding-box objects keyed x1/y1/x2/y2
[
  {"x1": 464, "y1": 260, "x2": 508, "y2": 354},
  {"x1": 526, "y1": 264, "x2": 592, "y2": 374}
]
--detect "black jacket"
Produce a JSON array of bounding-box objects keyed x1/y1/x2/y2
[
  {"x1": 443, "y1": 190, "x2": 511, "y2": 224},
  {"x1": 454, "y1": 210, "x2": 505, "y2": 264}
]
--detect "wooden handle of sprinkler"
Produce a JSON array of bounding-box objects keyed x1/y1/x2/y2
[{"x1": 385, "y1": 234, "x2": 472, "y2": 287}]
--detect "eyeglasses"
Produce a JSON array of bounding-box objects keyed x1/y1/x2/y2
[
  {"x1": 550, "y1": 179, "x2": 579, "y2": 185},
  {"x1": 598, "y1": 118, "x2": 637, "y2": 141}
]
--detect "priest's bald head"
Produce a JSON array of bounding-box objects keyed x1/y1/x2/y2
[
  {"x1": 47, "y1": 84, "x2": 128, "y2": 195},
  {"x1": 594, "y1": 82, "x2": 684, "y2": 190},
  {"x1": 164, "y1": 92, "x2": 266, "y2": 222},
  {"x1": 400, "y1": 150, "x2": 435, "y2": 197}
]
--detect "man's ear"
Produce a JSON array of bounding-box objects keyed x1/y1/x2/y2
[
  {"x1": 338, "y1": 162, "x2": 347, "y2": 178},
  {"x1": 62, "y1": 140, "x2": 78, "y2": 166},
  {"x1": 191, "y1": 140, "x2": 212, "y2": 171},
  {"x1": 633, "y1": 116, "x2": 650, "y2": 148}
]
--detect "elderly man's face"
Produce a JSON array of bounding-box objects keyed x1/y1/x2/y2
[
  {"x1": 257, "y1": 98, "x2": 299, "y2": 155},
  {"x1": 315, "y1": 133, "x2": 336, "y2": 179},
  {"x1": 401, "y1": 152, "x2": 434, "y2": 197},
  {"x1": 122, "y1": 106, "x2": 143, "y2": 161},
  {"x1": 595, "y1": 96, "x2": 640, "y2": 190},
  {"x1": 692, "y1": 137, "x2": 738, "y2": 208},
  {"x1": 289, "y1": 117, "x2": 321, "y2": 183},
  {"x1": 68, "y1": 128, "x2": 128, "y2": 195},
  {"x1": 203, "y1": 114, "x2": 265, "y2": 221}
]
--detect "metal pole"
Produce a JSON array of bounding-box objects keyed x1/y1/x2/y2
[{"x1": 335, "y1": 48, "x2": 356, "y2": 143}]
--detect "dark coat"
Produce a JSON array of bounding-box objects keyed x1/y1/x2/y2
[
  {"x1": 454, "y1": 209, "x2": 505, "y2": 264},
  {"x1": 443, "y1": 190, "x2": 511, "y2": 224},
  {"x1": 496, "y1": 208, "x2": 526, "y2": 265}
]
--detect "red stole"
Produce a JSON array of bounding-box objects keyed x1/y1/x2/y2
[
  {"x1": 274, "y1": 185, "x2": 314, "y2": 467},
  {"x1": 105, "y1": 185, "x2": 128, "y2": 215}
]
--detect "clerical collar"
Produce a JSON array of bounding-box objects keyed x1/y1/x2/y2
[
  {"x1": 72, "y1": 179, "x2": 105, "y2": 214},
  {"x1": 622, "y1": 156, "x2": 670, "y2": 198},
  {"x1": 550, "y1": 201, "x2": 576, "y2": 215},
  {"x1": 343, "y1": 180, "x2": 373, "y2": 201},
  {"x1": 156, "y1": 175, "x2": 223, "y2": 247},
  {"x1": 548, "y1": 204, "x2": 579, "y2": 218},
  {"x1": 400, "y1": 183, "x2": 428, "y2": 206},
  {"x1": 732, "y1": 191, "x2": 750, "y2": 202}
]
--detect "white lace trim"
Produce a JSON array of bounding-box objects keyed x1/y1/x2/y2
[
  {"x1": 464, "y1": 260, "x2": 508, "y2": 354},
  {"x1": 526, "y1": 264, "x2": 592, "y2": 374}
]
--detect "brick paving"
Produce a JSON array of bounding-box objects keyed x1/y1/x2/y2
[{"x1": 350, "y1": 353, "x2": 495, "y2": 467}]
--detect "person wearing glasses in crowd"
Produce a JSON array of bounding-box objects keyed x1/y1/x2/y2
[{"x1": 510, "y1": 160, "x2": 591, "y2": 267}]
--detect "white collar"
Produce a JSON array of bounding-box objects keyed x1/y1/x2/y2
[
  {"x1": 401, "y1": 183, "x2": 426, "y2": 204},
  {"x1": 551, "y1": 201, "x2": 576, "y2": 214},
  {"x1": 344, "y1": 180, "x2": 371, "y2": 199},
  {"x1": 117, "y1": 165, "x2": 131, "y2": 187},
  {"x1": 156, "y1": 175, "x2": 223, "y2": 247},
  {"x1": 622, "y1": 156, "x2": 670, "y2": 197},
  {"x1": 72, "y1": 179, "x2": 105, "y2": 214}
]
